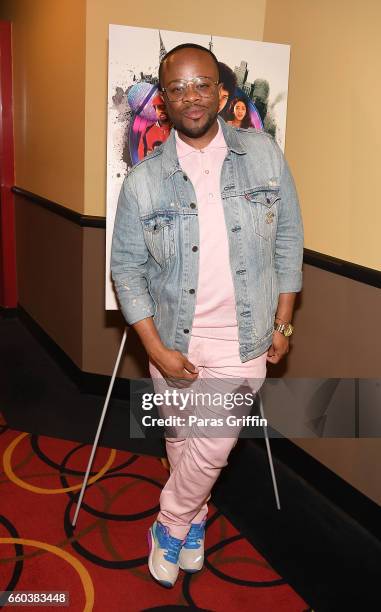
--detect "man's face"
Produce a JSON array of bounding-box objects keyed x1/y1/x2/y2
[
  {"x1": 154, "y1": 102, "x2": 169, "y2": 125},
  {"x1": 161, "y1": 48, "x2": 221, "y2": 139}
]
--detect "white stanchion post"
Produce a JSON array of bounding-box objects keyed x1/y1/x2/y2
[
  {"x1": 258, "y1": 391, "x2": 281, "y2": 510},
  {"x1": 71, "y1": 330, "x2": 281, "y2": 526},
  {"x1": 71, "y1": 328, "x2": 128, "y2": 528}
]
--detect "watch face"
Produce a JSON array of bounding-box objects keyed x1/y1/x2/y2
[{"x1": 284, "y1": 324, "x2": 293, "y2": 337}]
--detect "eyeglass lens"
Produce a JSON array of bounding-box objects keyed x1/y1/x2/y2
[{"x1": 165, "y1": 77, "x2": 216, "y2": 100}]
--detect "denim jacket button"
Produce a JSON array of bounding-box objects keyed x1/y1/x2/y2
[
  {"x1": 183, "y1": 328, "x2": 189, "y2": 334},
  {"x1": 192, "y1": 246, "x2": 198, "y2": 252},
  {"x1": 189, "y1": 289, "x2": 195, "y2": 294},
  {"x1": 190, "y1": 202, "x2": 197, "y2": 209},
  {"x1": 183, "y1": 174, "x2": 188, "y2": 181}
]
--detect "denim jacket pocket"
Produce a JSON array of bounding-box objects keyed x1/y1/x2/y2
[
  {"x1": 141, "y1": 212, "x2": 176, "y2": 267},
  {"x1": 244, "y1": 189, "x2": 280, "y2": 241}
]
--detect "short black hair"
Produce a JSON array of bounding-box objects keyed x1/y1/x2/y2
[
  {"x1": 218, "y1": 62, "x2": 237, "y2": 97},
  {"x1": 158, "y1": 43, "x2": 220, "y2": 89}
]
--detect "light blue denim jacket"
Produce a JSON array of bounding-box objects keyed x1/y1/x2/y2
[{"x1": 111, "y1": 117, "x2": 304, "y2": 362}]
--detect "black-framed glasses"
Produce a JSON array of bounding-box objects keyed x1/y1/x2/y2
[{"x1": 161, "y1": 76, "x2": 219, "y2": 102}]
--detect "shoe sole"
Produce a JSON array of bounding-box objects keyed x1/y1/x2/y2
[
  {"x1": 179, "y1": 564, "x2": 203, "y2": 573},
  {"x1": 147, "y1": 527, "x2": 175, "y2": 588}
]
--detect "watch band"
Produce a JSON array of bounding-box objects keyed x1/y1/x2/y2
[{"x1": 274, "y1": 321, "x2": 294, "y2": 337}]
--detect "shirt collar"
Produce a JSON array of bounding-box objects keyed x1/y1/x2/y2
[
  {"x1": 161, "y1": 118, "x2": 247, "y2": 180},
  {"x1": 175, "y1": 120, "x2": 227, "y2": 159}
]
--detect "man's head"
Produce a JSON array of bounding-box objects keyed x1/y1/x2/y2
[
  {"x1": 158, "y1": 43, "x2": 222, "y2": 140},
  {"x1": 152, "y1": 93, "x2": 169, "y2": 125}
]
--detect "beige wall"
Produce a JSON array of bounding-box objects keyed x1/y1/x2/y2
[
  {"x1": 264, "y1": 0, "x2": 381, "y2": 270},
  {"x1": 83, "y1": 0, "x2": 267, "y2": 216},
  {"x1": 0, "y1": 0, "x2": 86, "y2": 213}
]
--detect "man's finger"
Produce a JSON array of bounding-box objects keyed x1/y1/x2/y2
[
  {"x1": 266, "y1": 356, "x2": 277, "y2": 363},
  {"x1": 180, "y1": 369, "x2": 199, "y2": 380},
  {"x1": 183, "y1": 359, "x2": 199, "y2": 374}
]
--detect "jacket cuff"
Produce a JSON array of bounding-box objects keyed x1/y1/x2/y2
[
  {"x1": 115, "y1": 289, "x2": 156, "y2": 325},
  {"x1": 276, "y1": 271, "x2": 303, "y2": 293}
]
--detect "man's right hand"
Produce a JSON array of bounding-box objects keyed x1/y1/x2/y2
[
  {"x1": 131, "y1": 317, "x2": 199, "y2": 384},
  {"x1": 151, "y1": 347, "x2": 199, "y2": 382}
]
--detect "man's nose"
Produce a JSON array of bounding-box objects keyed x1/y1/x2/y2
[{"x1": 182, "y1": 82, "x2": 201, "y2": 103}]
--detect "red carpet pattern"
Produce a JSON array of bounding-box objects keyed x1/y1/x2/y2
[{"x1": 0, "y1": 424, "x2": 310, "y2": 611}]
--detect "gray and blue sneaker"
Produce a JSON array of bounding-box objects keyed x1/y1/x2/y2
[
  {"x1": 179, "y1": 518, "x2": 206, "y2": 573},
  {"x1": 147, "y1": 521, "x2": 184, "y2": 587}
]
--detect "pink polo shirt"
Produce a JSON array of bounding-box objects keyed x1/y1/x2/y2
[{"x1": 175, "y1": 122, "x2": 238, "y2": 340}]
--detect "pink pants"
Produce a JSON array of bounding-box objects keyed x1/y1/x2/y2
[{"x1": 149, "y1": 331, "x2": 268, "y2": 539}]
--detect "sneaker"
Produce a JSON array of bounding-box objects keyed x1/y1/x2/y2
[
  {"x1": 147, "y1": 521, "x2": 184, "y2": 587},
  {"x1": 179, "y1": 518, "x2": 206, "y2": 573}
]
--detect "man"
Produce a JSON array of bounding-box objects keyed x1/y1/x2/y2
[
  {"x1": 137, "y1": 93, "x2": 172, "y2": 160},
  {"x1": 111, "y1": 43, "x2": 304, "y2": 588}
]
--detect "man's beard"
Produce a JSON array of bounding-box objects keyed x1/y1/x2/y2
[{"x1": 170, "y1": 106, "x2": 219, "y2": 139}]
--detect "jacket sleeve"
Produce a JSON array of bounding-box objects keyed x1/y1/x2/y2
[
  {"x1": 110, "y1": 174, "x2": 156, "y2": 325},
  {"x1": 274, "y1": 146, "x2": 304, "y2": 293}
]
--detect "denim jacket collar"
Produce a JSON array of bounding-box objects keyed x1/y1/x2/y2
[{"x1": 161, "y1": 117, "x2": 247, "y2": 179}]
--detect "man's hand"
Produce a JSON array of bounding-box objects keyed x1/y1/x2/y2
[
  {"x1": 266, "y1": 331, "x2": 290, "y2": 364},
  {"x1": 151, "y1": 347, "x2": 199, "y2": 384},
  {"x1": 132, "y1": 317, "x2": 199, "y2": 384}
]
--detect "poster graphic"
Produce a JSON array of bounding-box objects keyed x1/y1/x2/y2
[{"x1": 106, "y1": 25, "x2": 290, "y2": 310}]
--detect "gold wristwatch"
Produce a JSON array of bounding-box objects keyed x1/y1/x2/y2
[{"x1": 274, "y1": 320, "x2": 294, "y2": 337}]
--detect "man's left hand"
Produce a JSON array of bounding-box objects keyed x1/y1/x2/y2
[{"x1": 266, "y1": 331, "x2": 290, "y2": 364}]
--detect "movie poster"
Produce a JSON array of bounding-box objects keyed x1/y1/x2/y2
[{"x1": 106, "y1": 25, "x2": 290, "y2": 310}]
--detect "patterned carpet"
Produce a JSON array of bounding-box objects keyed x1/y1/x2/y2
[{"x1": 0, "y1": 421, "x2": 310, "y2": 611}]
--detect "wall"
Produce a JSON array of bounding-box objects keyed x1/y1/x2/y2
[
  {"x1": 0, "y1": 0, "x2": 86, "y2": 213},
  {"x1": 277, "y1": 265, "x2": 381, "y2": 378},
  {"x1": 263, "y1": 0, "x2": 381, "y2": 270},
  {"x1": 81, "y1": 226, "x2": 149, "y2": 377},
  {"x1": 83, "y1": 0, "x2": 267, "y2": 216},
  {"x1": 15, "y1": 195, "x2": 83, "y2": 367},
  {"x1": 296, "y1": 438, "x2": 381, "y2": 506},
  {"x1": 263, "y1": 0, "x2": 381, "y2": 506}
]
